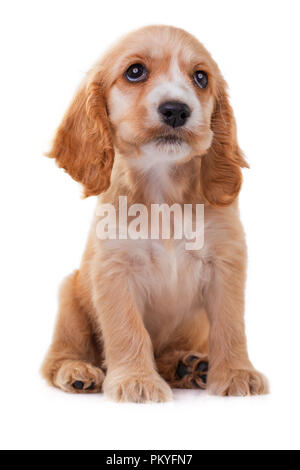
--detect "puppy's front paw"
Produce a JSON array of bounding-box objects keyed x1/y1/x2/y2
[
  {"x1": 208, "y1": 367, "x2": 269, "y2": 397},
  {"x1": 103, "y1": 371, "x2": 173, "y2": 403}
]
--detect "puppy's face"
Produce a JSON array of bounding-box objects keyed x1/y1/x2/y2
[
  {"x1": 102, "y1": 27, "x2": 218, "y2": 167},
  {"x1": 50, "y1": 25, "x2": 247, "y2": 205}
]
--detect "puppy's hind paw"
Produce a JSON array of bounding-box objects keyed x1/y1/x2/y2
[{"x1": 175, "y1": 352, "x2": 209, "y2": 389}]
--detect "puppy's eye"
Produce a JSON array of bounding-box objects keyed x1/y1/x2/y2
[
  {"x1": 193, "y1": 70, "x2": 208, "y2": 89},
  {"x1": 125, "y1": 63, "x2": 147, "y2": 82}
]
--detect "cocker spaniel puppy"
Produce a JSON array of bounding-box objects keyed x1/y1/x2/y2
[{"x1": 42, "y1": 25, "x2": 268, "y2": 402}]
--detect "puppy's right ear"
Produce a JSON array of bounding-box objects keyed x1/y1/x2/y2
[{"x1": 48, "y1": 80, "x2": 114, "y2": 197}]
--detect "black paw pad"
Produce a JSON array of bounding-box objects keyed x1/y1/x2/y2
[
  {"x1": 72, "y1": 381, "x2": 84, "y2": 390},
  {"x1": 176, "y1": 361, "x2": 189, "y2": 379},
  {"x1": 196, "y1": 361, "x2": 209, "y2": 373}
]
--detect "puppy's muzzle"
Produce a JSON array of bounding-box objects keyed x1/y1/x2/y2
[{"x1": 158, "y1": 101, "x2": 191, "y2": 128}]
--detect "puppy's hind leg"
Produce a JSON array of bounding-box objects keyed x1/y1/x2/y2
[
  {"x1": 41, "y1": 271, "x2": 105, "y2": 393},
  {"x1": 156, "y1": 312, "x2": 210, "y2": 389}
]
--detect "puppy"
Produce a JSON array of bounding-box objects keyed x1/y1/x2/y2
[{"x1": 42, "y1": 25, "x2": 268, "y2": 402}]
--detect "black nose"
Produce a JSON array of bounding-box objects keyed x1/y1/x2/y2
[{"x1": 158, "y1": 101, "x2": 191, "y2": 128}]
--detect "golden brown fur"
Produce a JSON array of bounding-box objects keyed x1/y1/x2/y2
[
  {"x1": 48, "y1": 82, "x2": 115, "y2": 197},
  {"x1": 42, "y1": 25, "x2": 268, "y2": 402}
]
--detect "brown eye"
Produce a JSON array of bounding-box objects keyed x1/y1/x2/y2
[
  {"x1": 125, "y1": 63, "x2": 147, "y2": 82},
  {"x1": 193, "y1": 70, "x2": 208, "y2": 89}
]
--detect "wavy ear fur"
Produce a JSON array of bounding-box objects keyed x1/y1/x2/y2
[
  {"x1": 48, "y1": 80, "x2": 114, "y2": 197},
  {"x1": 201, "y1": 80, "x2": 248, "y2": 207}
]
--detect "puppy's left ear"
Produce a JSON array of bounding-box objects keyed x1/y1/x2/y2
[
  {"x1": 201, "y1": 79, "x2": 248, "y2": 207},
  {"x1": 48, "y1": 79, "x2": 114, "y2": 197}
]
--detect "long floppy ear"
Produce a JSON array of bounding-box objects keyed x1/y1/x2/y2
[
  {"x1": 201, "y1": 80, "x2": 248, "y2": 207},
  {"x1": 48, "y1": 79, "x2": 114, "y2": 197}
]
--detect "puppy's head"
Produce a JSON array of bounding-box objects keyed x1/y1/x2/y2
[{"x1": 49, "y1": 25, "x2": 247, "y2": 205}]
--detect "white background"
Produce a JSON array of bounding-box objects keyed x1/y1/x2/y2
[{"x1": 1, "y1": 0, "x2": 299, "y2": 451}]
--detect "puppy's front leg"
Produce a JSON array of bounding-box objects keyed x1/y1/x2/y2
[
  {"x1": 93, "y1": 265, "x2": 172, "y2": 403},
  {"x1": 205, "y1": 250, "x2": 268, "y2": 396}
]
